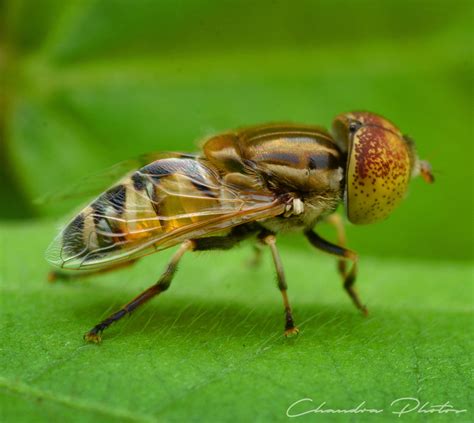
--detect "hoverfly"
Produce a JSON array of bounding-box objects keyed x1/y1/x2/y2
[{"x1": 46, "y1": 111, "x2": 434, "y2": 343}]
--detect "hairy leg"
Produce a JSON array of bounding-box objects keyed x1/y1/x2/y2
[
  {"x1": 259, "y1": 231, "x2": 299, "y2": 336},
  {"x1": 84, "y1": 225, "x2": 255, "y2": 343},
  {"x1": 84, "y1": 241, "x2": 193, "y2": 343}
]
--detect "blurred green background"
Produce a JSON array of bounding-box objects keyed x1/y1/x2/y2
[{"x1": 1, "y1": 0, "x2": 472, "y2": 260}]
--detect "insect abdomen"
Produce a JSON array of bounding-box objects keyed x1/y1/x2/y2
[{"x1": 50, "y1": 157, "x2": 239, "y2": 268}]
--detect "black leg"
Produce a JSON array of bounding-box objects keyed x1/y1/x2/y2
[
  {"x1": 305, "y1": 230, "x2": 368, "y2": 316},
  {"x1": 84, "y1": 240, "x2": 194, "y2": 343},
  {"x1": 259, "y1": 231, "x2": 299, "y2": 336},
  {"x1": 325, "y1": 213, "x2": 347, "y2": 277}
]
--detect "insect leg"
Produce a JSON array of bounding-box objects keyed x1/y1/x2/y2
[
  {"x1": 305, "y1": 230, "x2": 368, "y2": 316},
  {"x1": 325, "y1": 213, "x2": 347, "y2": 278},
  {"x1": 48, "y1": 259, "x2": 138, "y2": 283},
  {"x1": 259, "y1": 232, "x2": 299, "y2": 337},
  {"x1": 84, "y1": 240, "x2": 194, "y2": 343}
]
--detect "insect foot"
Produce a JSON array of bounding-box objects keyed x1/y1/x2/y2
[
  {"x1": 84, "y1": 328, "x2": 103, "y2": 344},
  {"x1": 284, "y1": 326, "x2": 300, "y2": 337}
]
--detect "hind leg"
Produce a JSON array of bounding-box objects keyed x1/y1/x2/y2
[{"x1": 84, "y1": 241, "x2": 193, "y2": 343}]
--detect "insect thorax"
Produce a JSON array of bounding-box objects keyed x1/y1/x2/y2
[
  {"x1": 203, "y1": 124, "x2": 345, "y2": 231},
  {"x1": 260, "y1": 190, "x2": 341, "y2": 233}
]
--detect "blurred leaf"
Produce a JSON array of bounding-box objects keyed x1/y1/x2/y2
[
  {"x1": 0, "y1": 1, "x2": 472, "y2": 255},
  {"x1": 0, "y1": 221, "x2": 473, "y2": 421}
]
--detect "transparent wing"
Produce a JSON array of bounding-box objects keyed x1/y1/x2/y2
[
  {"x1": 35, "y1": 152, "x2": 195, "y2": 206},
  {"x1": 46, "y1": 156, "x2": 285, "y2": 270}
]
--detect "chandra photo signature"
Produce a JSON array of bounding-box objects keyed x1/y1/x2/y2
[{"x1": 286, "y1": 397, "x2": 468, "y2": 417}]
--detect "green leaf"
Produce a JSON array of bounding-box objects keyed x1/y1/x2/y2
[{"x1": 0, "y1": 221, "x2": 473, "y2": 422}]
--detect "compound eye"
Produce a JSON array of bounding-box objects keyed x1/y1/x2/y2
[{"x1": 346, "y1": 125, "x2": 411, "y2": 224}]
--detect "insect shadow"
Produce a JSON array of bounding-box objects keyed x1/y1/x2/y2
[{"x1": 70, "y1": 293, "x2": 374, "y2": 344}]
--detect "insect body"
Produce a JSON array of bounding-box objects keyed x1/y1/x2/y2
[{"x1": 46, "y1": 112, "x2": 433, "y2": 343}]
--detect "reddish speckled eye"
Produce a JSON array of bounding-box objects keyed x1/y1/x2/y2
[{"x1": 332, "y1": 112, "x2": 413, "y2": 224}]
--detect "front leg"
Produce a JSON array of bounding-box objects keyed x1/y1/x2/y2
[
  {"x1": 325, "y1": 213, "x2": 348, "y2": 277},
  {"x1": 305, "y1": 230, "x2": 368, "y2": 316}
]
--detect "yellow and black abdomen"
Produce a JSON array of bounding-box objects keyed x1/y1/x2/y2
[{"x1": 47, "y1": 157, "x2": 247, "y2": 269}]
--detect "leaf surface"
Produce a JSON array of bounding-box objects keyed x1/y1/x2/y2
[{"x1": 0, "y1": 222, "x2": 472, "y2": 422}]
